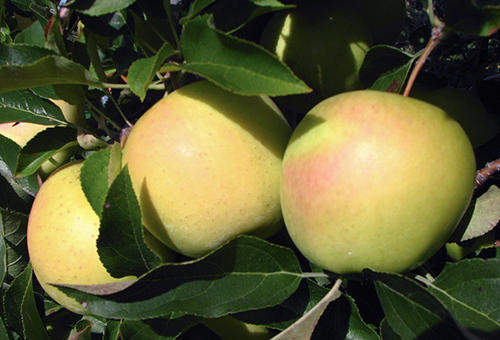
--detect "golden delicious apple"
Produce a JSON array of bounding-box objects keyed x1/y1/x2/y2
[
  {"x1": 260, "y1": 1, "x2": 373, "y2": 113},
  {"x1": 280, "y1": 90, "x2": 477, "y2": 274},
  {"x1": 27, "y1": 161, "x2": 173, "y2": 315},
  {"x1": 121, "y1": 80, "x2": 292, "y2": 258},
  {"x1": 0, "y1": 99, "x2": 86, "y2": 178},
  {"x1": 409, "y1": 84, "x2": 500, "y2": 148}
]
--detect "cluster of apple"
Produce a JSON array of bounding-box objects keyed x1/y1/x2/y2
[{"x1": 13, "y1": 0, "x2": 481, "y2": 336}]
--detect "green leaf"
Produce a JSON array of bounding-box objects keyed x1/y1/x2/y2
[
  {"x1": 57, "y1": 236, "x2": 302, "y2": 319},
  {"x1": 69, "y1": 318, "x2": 93, "y2": 340},
  {"x1": 454, "y1": 185, "x2": 500, "y2": 242},
  {"x1": 234, "y1": 278, "x2": 330, "y2": 330},
  {"x1": 208, "y1": 0, "x2": 291, "y2": 33},
  {"x1": 359, "y1": 45, "x2": 415, "y2": 93},
  {"x1": 128, "y1": 42, "x2": 176, "y2": 101},
  {"x1": 0, "y1": 134, "x2": 22, "y2": 175},
  {"x1": 273, "y1": 282, "x2": 342, "y2": 339},
  {"x1": 0, "y1": 208, "x2": 30, "y2": 284},
  {"x1": 97, "y1": 165, "x2": 161, "y2": 278},
  {"x1": 3, "y1": 263, "x2": 51, "y2": 340},
  {"x1": 178, "y1": 15, "x2": 310, "y2": 96},
  {"x1": 0, "y1": 316, "x2": 11, "y2": 340},
  {"x1": 380, "y1": 318, "x2": 403, "y2": 340},
  {"x1": 374, "y1": 272, "x2": 466, "y2": 340},
  {"x1": 0, "y1": 90, "x2": 66, "y2": 125},
  {"x1": 0, "y1": 236, "x2": 6, "y2": 286},
  {"x1": 0, "y1": 55, "x2": 101, "y2": 94},
  {"x1": 180, "y1": 0, "x2": 218, "y2": 25},
  {"x1": 80, "y1": 148, "x2": 113, "y2": 218},
  {"x1": 445, "y1": 0, "x2": 500, "y2": 37},
  {"x1": 119, "y1": 315, "x2": 201, "y2": 339},
  {"x1": 312, "y1": 293, "x2": 380, "y2": 340},
  {"x1": 427, "y1": 259, "x2": 500, "y2": 338},
  {"x1": 65, "y1": 0, "x2": 137, "y2": 16},
  {"x1": 0, "y1": 43, "x2": 56, "y2": 66},
  {"x1": 16, "y1": 126, "x2": 79, "y2": 177},
  {"x1": 13, "y1": 21, "x2": 46, "y2": 47}
]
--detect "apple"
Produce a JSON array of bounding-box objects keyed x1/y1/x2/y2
[
  {"x1": 280, "y1": 90, "x2": 477, "y2": 274},
  {"x1": 446, "y1": 229, "x2": 497, "y2": 261},
  {"x1": 409, "y1": 84, "x2": 500, "y2": 148},
  {"x1": 121, "y1": 80, "x2": 292, "y2": 258},
  {"x1": 350, "y1": 0, "x2": 406, "y2": 46},
  {"x1": 0, "y1": 99, "x2": 86, "y2": 178},
  {"x1": 260, "y1": 1, "x2": 373, "y2": 114},
  {"x1": 27, "y1": 161, "x2": 174, "y2": 314}
]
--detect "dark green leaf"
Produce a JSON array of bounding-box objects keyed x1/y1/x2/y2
[
  {"x1": 359, "y1": 45, "x2": 415, "y2": 93},
  {"x1": 3, "y1": 263, "x2": 51, "y2": 340},
  {"x1": 180, "y1": 0, "x2": 218, "y2": 25},
  {"x1": 208, "y1": 0, "x2": 290, "y2": 33},
  {"x1": 179, "y1": 15, "x2": 310, "y2": 96},
  {"x1": 445, "y1": 0, "x2": 500, "y2": 36},
  {"x1": 312, "y1": 293, "x2": 380, "y2": 340},
  {"x1": 13, "y1": 21, "x2": 46, "y2": 47},
  {"x1": 98, "y1": 165, "x2": 161, "y2": 278},
  {"x1": 16, "y1": 126, "x2": 79, "y2": 177},
  {"x1": 0, "y1": 134, "x2": 22, "y2": 175},
  {"x1": 428, "y1": 259, "x2": 500, "y2": 339},
  {"x1": 380, "y1": 318, "x2": 403, "y2": 340},
  {"x1": 234, "y1": 279, "x2": 330, "y2": 330},
  {"x1": 128, "y1": 43, "x2": 176, "y2": 100},
  {"x1": 0, "y1": 316, "x2": 10, "y2": 340},
  {"x1": 70, "y1": 318, "x2": 93, "y2": 340},
  {"x1": 374, "y1": 272, "x2": 466, "y2": 340},
  {"x1": 103, "y1": 319, "x2": 121, "y2": 340},
  {"x1": 0, "y1": 172, "x2": 35, "y2": 213},
  {"x1": 274, "y1": 282, "x2": 341, "y2": 339},
  {"x1": 65, "y1": 0, "x2": 137, "y2": 16},
  {"x1": 0, "y1": 236, "x2": 6, "y2": 286},
  {"x1": 57, "y1": 236, "x2": 302, "y2": 319},
  {"x1": 0, "y1": 55, "x2": 101, "y2": 94},
  {"x1": 119, "y1": 315, "x2": 201, "y2": 340},
  {"x1": 0, "y1": 90, "x2": 66, "y2": 125},
  {"x1": 80, "y1": 148, "x2": 113, "y2": 218},
  {"x1": 0, "y1": 43, "x2": 56, "y2": 66},
  {"x1": 0, "y1": 208, "x2": 30, "y2": 283}
]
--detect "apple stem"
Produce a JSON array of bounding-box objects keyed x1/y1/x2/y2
[
  {"x1": 403, "y1": 24, "x2": 447, "y2": 97},
  {"x1": 475, "y1": 158, "x2": 500, "y2": 188}
]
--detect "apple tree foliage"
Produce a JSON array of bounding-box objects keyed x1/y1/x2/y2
[{"x1": 1, "y1": 0, "x2": 500, "y2": 339}]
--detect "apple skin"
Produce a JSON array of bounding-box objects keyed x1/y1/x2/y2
[
  {"x1": 27, "y1": 161, "x2": 173, "y2": 315},
  {"x1": 0, "y1": 99, "x2": 86, "y2": 178},
  {"x1": 260, "y1": 1, "x2": 372, "y2": 114},
  {"x1": 121, "y1": 80, "x2": 292, "y2": 258},
  {"x1": 280, "y1": 90, "x2": 477, "y2": 274},
  {"x1": 409, "y1": 85, "x2": 500, "y2": 148}
]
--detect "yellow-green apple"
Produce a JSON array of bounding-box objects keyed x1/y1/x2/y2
[
  {"x1": 260, "y1": 1, "x2": 372, "y2": 113},
  {"x1": 446, "y1": 229, "x2": 497, "y2": 261},
  {"x1": 0, "y1": 99, "x2": 86, "y2": 178},
  {"x1": 350, "y1": 0, "x2": 406, "y2": 45},
  {"x1": 27, "y1": 161, "x2": 173, "y2": 315},
  {"x1": 409, "y1": 84, "x2": 500, "y2": 148},
  {"x1": 121, "y1": 80, "x2": 292, "y2": 258},
  {"x1": 280, "y1": 90, "x2": 477, "y2": 274}
]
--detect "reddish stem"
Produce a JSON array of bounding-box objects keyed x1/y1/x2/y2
[
  {"x1": 476, "y1": 158, "x2": 500, "y2": 188},
  {"x1": 403, "y1": 25, "x2": 446, "y2": 97}
]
